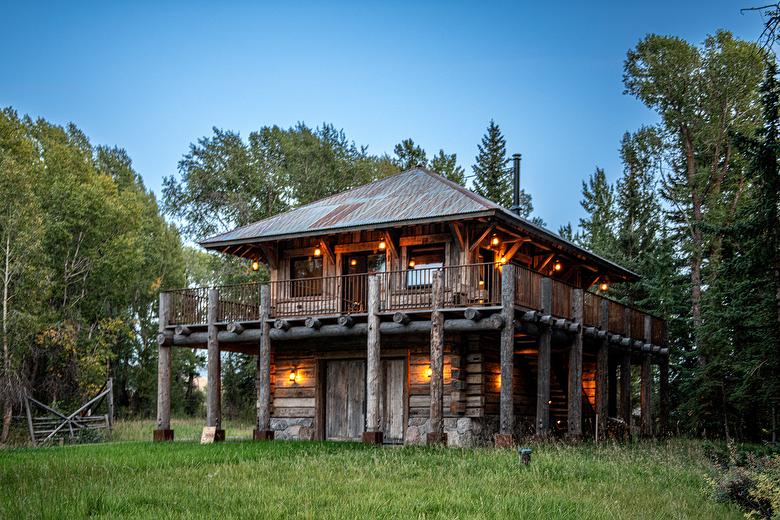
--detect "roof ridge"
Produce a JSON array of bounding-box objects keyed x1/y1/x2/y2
[{"x1": 416, "y1": 168, "x2": 498, "y2": 210}]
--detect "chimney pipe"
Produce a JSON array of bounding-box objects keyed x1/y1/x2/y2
[{"x1": 511, "y1": 153, "x2": 522, "y2": 214}]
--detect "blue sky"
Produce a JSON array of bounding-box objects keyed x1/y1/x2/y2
[{"x1": 1, "y1": 1, "x2": 765, "y2": 232}]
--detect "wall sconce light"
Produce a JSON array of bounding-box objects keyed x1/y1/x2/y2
[
  {"x1": 425, "y1": 367, "x2": 432, "y2": 378},
  {"x1": 553, "y1": 260, "x2": 563, "y2": 272},
  {"x1": 408, "y1": 260, "x2": 416, "y2": 268},
  {"x1": 599, "y1": 282, "x2": 609, "y2": 292},
  {"x1": 350, "y1": 258, "x2": 358, "y2": 266},
  {"x1": 491, "y1": 234, "x2": 500, "y2": 247},
  {"x1": 478, "y1": 279, "x2": 485, "y2": 287},
  {"x1": 289, "y1": 369, "x2": 298, "y2": 383},
  {"x1": 313, "y1": 247, "x2": 322, "y2": 257},
  {"x1": 251, "y1": 260, "x2": 260, "y2": 272},
  {"x1": 378, "y1": 239, "x2": 387, "y2": 251}
]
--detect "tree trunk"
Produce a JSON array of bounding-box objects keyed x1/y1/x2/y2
[{"x1": 1, "y1": 232, "x2": 11, "y2": 444}]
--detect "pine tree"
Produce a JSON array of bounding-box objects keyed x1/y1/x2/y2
[
  {"x1": 472, "y1": 120, "x2": 511, "y2": 206},
  {"x1": 392, "y1": 138, "x2": 427, "y2": 170},
  {"x1": 430, "y1": 149, "x2": 465, "y2": 185},
  {"x1": 577, "y1": 167, "x2": 616, "y2": 257}
]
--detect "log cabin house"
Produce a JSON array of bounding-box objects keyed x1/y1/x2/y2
[{"x1": 155, "y1": 157, "x2": 669, "y2": 446}]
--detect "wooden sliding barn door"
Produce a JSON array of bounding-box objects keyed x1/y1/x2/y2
[
  {"x1": 380, "y1": 359, "x2": 406, "y2": 444},
  {"x1": 325, "y1": 360, "x2": 366, "y2": 441}
]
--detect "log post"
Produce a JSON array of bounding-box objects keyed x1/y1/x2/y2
[
  {"x1": 620, "y1": 307, "x2": 632, "y2": 440},
  {"x1": 640, "y1": 315, "x2": 653, "y2": 438},
  {"x1": 496, "y1": 264, "x2": 515, "y2": 447},
  {"x1": 659, "y1": 355, "x2": 669, "y2": 436},
  {"x1": 363, "y1": 275, "x2": 383, "y2": 444},
  {"x1": 536, "y1": 277, "x2": 553, "y2": 438},
  {"x1": 154, "y1": 291, "x2": 174, "y2": 442},
  {"x1": 595, "y1": 298, "x2": 609, "y2": 440},
  {"x1": 254, "y1": 285, "x2": 273, "y2": 440},
  {"x1": 427, "y1": 270, "x2": 446, "y2": 445},
  {"x1": 567, "y1": 287, "x2": 584, "y2": 440},
  {"x1": 206, "y1": 288, "x2": 224, "y2": 441}
]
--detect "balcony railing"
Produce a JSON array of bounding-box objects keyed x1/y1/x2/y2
[{"x1": 162, "y1": 263, "x2": 666, "y2": 344}]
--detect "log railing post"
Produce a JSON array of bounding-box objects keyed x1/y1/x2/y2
[
  {"x1": 595, "y1": 298, "x2": 609, "y2": 440},
  {"x1": 206, "y1": 287, "x2": 224, "y2": 441},
  {"x1": 254, "y1": 284, "x2": 274, "y2": 440},
  {"x1": 496, "y1": 264, "x2": 515, "y2": 447},
  {"x1": 154, "y1": 291, "x2": 173, "y2": 442},
  {"x1": 536, "y1": 277, "x2": 553, "y2": 438},
  {"x1": 620, "y1": 307, "x2": 632, "y2": 440},
  {"x1": 363, "y1": 275, "x2": 383, "y2": 444},
  {"x1": 567, "y1": 288, "x2": 583, "y2": 439},
  {"x1": 640, "y1": 315, "x2": 653, "y2": 438},
  {"x1": 427, "y1": 270, "x2": 445, "y2": 445}
]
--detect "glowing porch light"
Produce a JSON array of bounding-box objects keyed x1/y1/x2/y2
[
  {"x1": 425, "y1": 367, "x2": 432, "y2": 378},
  {"x1": 408, "y1": 260, "x2": 416, "y2": 268},
  {"x1": 600, "y1": 282, "x2": 609, "y2": 292},
  {"x1": 251, "y1": 260, "x2": 260, "y2": 272},
  {"x1": 289, "y1": 370, "x2": 298, "y2": 383},
  {"x1": 491, "y1": 234, "x2": 500, "y2": 247},
  {"x1": 313, "y1": 247, "x2": 322, "y2": 257},
  {"x1": 378, "y1": 240, "x2": 387, "y2": 251},
  {"x1": 553, "y1": 260, "x2": 563, "y2": 272}
]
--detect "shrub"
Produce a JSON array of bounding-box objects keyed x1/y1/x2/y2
[{"x1": 710, "y1": 441, "x2": 780, "y2": 519}]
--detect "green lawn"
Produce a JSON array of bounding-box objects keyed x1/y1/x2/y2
[{"x1": 0, "y1": 436, "x2": 739, "y2": 519}]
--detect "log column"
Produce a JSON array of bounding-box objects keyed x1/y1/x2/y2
[
  {"x1": 254, "y1": 285, "x2": 274, "y2": 440},
  {"x1": 640, "y1": 316, "x2": 653, "y2": 437},
  {"x1": 427, "y1": 270, "x2": 446, "y2": 445},
  {"x1": 536, "y1": 277, "x2": 553, "y2": 438},
  {"x1": 620, "y1": 307, "x2": 632, "y2": 440},
  {"x1": 363, "y1": 275, "x2": 383, "y2": 444},
  {"x1": 595, "y1": 298, "x2": 609, "y2": 440},
  {"x1": 495, "y1": 264, "x2": 515, "y2": 447},
  {"x1": 206, "y1": 288, "x2": 225, "y2": 441},
  {"x1": 567, "y1": 288, "x2": 584, "y2": 440},
  {"x1": 659, "y1": 355, "x2": 669, "y2": 436},
  {"x1": 154, "y1": 292, "x2": 174, "y2": 442}
]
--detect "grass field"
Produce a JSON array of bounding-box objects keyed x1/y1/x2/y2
[{"x1": 0, "y1": 430, "x2": 740, "y2": 520}]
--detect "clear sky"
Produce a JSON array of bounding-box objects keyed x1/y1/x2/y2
[{"x1": 1, "y1": 1, "x2": 766, "y2": 232}]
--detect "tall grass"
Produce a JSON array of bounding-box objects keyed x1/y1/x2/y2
[{"x1": 0, "y1": 437, "x2": 740, "y2": 519}]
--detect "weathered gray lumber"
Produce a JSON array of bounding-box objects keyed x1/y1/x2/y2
[
  {"x1": 207, "y1": 288, "x2": 221, "y2": 430},
  {"x1": 640, "y1": 315, "x2": 653, "y2": 437},
  {"x1": 226, "y1": 322, "x2": 244, "y2": 334},
  {"x1": 156, "y1": 292, "x2": 172, "y2": 434},
  {"x1": 536, "y1": 277, "x2": 553, "y2": 437},
  {"x1": 107, "y1": 378, "x2": 114, "y2": 430},
  {"x1": 274, "y1": 319, "x2": 290, "y2": 331},
  {"x1": 499, "y1": 264, "x2": 515, "y2": 437},
  {"x1": 392, "y1": 312, "x2": 410, "y2": 325},
  {"x1": 620, "y1": 352, "x2": 631, "y2": 438},
  {"x1": 464, "y1": 307, "x2": 482, "y2": 321},
  {"x1": 337, "y1": 315, "x2": 354, "y2": 328},
  {"x1": 256, "y1": 285, "x2": 272, "y2": 436},
  {"x1": 365, "y1": 276, "x2": 381, "y2": 435},
  {"x1": 659, "y1": 356, "x2": 669, "y2": 436},
  {"x1": 175, "y1": 324, "x2": 192, "y2": 336},
  {"x1": 567, "y1": 288, "x2": 583, "y2": 439},
  {"x1": 305, "y1": 317, "x2": 322, "y2": 329},
  {"x1": 429, "y1": 270, "x2": 445, "y2": 443},
  {"x1": 23, "y1": 393, "x2": 36, "y2": 447},
  {"x1": 595, "y1": 298, "x2": 609, "y2": 440}
]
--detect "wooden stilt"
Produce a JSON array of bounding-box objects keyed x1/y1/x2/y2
[
  {"x1": 595, "y1": 298, "x2": 609, "y2": 440},
  {"x1": 206, "y1": 288, "x2": 224, "y2": 442},
  {"x1": 536, "y1": 278, "x2": 553, "y2": 438},
  {"x1": 567, "y1": 288, "x2": 583, "y2": 440},
  {"x1": 363, "y1": 275, "x2": 383, "y2": 445},
  {"x1": 496, "y1": 264, "x2": 515, "y2": 447},
  {"x1": 659, "y1": 357, "x2": 669, "y2": 436},
  {"x1": 154, "y1": 292, "x2": 173, "y2": 442},
  {"x1": 427, "y1": 270, "x2": 446, "y2": 445},
  {"x1": 640, "y1": 315, "x2": 653, "y2": 438},
  {"x1": 254, "y1": 285, "x2": 274, "y2": 441}
]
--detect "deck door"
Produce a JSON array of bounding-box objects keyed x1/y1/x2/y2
[
  {"x1": 380, "y1": 359, "x2": 406, "y2": 443},
  {"x1": 325, "y1": 360, "x2": 366, "y2": 441}
]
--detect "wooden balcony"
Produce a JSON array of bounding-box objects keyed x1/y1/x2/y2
[{"x1": 161, "y1": 263, "x2": 666, "y2": 347}]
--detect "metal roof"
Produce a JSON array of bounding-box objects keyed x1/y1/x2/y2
[{"x1": 200, "y1": 168, "x2": 639, "y2": 280}]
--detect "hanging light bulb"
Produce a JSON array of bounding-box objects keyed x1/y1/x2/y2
[
  {"x1": 553, "y1": 260, "x2": 563, "y2": 272},
  {"x1": 378, "y1": 239, "x2": 386, "y2": 251},
  {"x1": 350, "y1": 258, "x2": 357, "y2": 266},
  {"x1": 600, "y1": 282, "x2": 609, "y2": 292},
  {"x1": 313, "y1": 247, "x2": 322, "y2": 257},
  {"x1": 251, "y1": 260, "x2": 260, "y2": 272},
  {"x1": 491, "y1": 234, "x2": 500, "y2": 247},
  {"x1": 289, "y1": 370, "x2": 297, "y2": 382},
  {"x1": 500, "y1": 256, "x2": 507, "y2": 265},
  {"x1": 408, "y1": 259, "x2": 416, "y2": 268}
]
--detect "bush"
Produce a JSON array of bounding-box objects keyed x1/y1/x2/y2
[{"x1": 710, "y1": 441, "x2": 780, "y2": 519}]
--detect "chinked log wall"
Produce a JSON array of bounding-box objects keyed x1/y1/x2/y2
[{"x1": 155, "y1": 265, "x2": 669, "y2": 445}]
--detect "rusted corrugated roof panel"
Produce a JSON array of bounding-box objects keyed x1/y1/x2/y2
[{"x1": 201, "y1": 169, "x2": 496, "y2": 245}]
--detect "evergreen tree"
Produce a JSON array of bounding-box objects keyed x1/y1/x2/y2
[
  {"x1": 472, "y1": 120, "x2": 512, "y2": 206},
  {"x1": 430, "y1": 149, "x2": 465, "y2": 185},
  {"x1": 392, "y1": 138, "x2": 427, "y2": 170},
  {"x1": 577, "y1": 167, "x2": 616, "y2": 257}
]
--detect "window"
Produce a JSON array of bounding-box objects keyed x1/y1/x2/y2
[
  {"x1": 367, "y1": 253, "x2": 386, "y2": 274},
  {"x1": 290, "y1": 257, "x2": 323, "y2": 296},
  {"x1": 406, "y1": 245, "x2": 444, "y2": 287}
]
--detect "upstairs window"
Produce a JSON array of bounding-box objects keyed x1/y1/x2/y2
[
  {"x1": 406, "y1": 245, "x2": 444, "y2": 288},
  {"x1": 290, "y1": 256, "x2": 323, "y2": 296}
]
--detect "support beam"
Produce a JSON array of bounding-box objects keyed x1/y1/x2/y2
[
  {"x1": 659, "y1": 356, "x2": 669, "y2": 436},
  {"x1": 567, "y1": 288, "x2": 583, "y2": 439},
  {"x1": 595, "y1": 298, "x2": 609, "y2": 440},
  {"x1": 496, "y1": 264, "x2": 515, "y2": 446},
  {"x1": 536, "y1": 277, "x2": 553, "y2": 438},
  {"x1": 206, "y1": 288, "x2": 224, "y2": 441},
  {"x1": 254, "y1": 285, "x2": 273, "y2": 440},
  {"x1": 640, "y1": 315, "x2": 653, "y2": 438},
  {"x1": 363, "y1": 275, "x2": 383, "y2": 444},
  {"x1": 154, "y1": 292, "x2": 173, "y2": 442},
  {"x1": 428, "y1": 270, "x2": 446, "y2": 445},
  {"x1": 620, "y1": 352, "x2": 631, "y2": 440}
]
